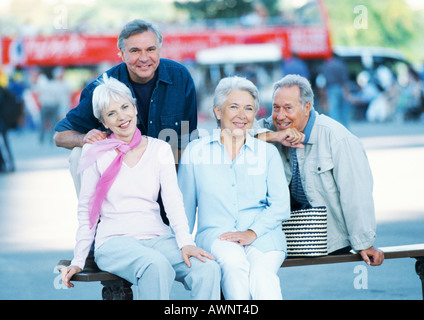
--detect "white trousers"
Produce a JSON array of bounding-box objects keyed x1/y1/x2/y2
[{"x1": 211, "y1": 239, "x2": 285, "y2": 300}]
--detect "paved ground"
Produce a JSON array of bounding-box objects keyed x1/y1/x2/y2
[{"x1": 0, "y1": 119, "x2": 423, "y2": 300}]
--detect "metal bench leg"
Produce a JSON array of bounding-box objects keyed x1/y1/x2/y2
[
  {"x1": 415, "y1": 257, "x2": 424, "y2": 300},
  {"x1": 101, "y1": 280, "x2": 133, "y2": 300}
]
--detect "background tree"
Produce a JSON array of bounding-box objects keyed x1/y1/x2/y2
[
  {"x1": 323, "y1": 0, "x2": 424, "y2": 63},
  {"x1": 173, "y1": 0, "x2": 279, "y2": 20}
]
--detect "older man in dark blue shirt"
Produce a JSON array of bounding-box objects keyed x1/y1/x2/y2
[
  {"x1": 54, "y1": 19, "x2": 197, "y2": 155},
  {"x1": 54, "y1": 19, "x2": 197, "y2": 197}
]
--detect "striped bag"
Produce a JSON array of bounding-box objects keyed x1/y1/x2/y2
[{"x1": 282, "y1": 206, "x2": 328, "y2": 257}]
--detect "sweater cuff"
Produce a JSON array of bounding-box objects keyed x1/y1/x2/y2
[
  {"x1": 176, "y1": 233, "x2": 196, "y2": 249},
  {"x1": 70, "y1": 258, "x2": 86, "y2": 271}
]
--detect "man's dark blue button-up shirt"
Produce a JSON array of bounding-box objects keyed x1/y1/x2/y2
[{"x1": 55, "y1": 58, "x2": 198, "y2": 149}]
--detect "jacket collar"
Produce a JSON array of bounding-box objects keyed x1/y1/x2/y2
[{"x1": 156, "y1": 58, "x2": 173, "y2": 84}]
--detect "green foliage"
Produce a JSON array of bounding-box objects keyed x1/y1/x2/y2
[
  {"x1": 174, "y1": 0, "x2": 279, "y2": 20},
  {"x1": 323, "y1": 0, "x2": 424, "y2": 62}
]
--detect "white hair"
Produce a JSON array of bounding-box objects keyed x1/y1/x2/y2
[
  {"x1": 213, "y1": 76, "x2": 259, "y2": 126},
  {"x1": 92, "y1": 73, "x2": 136, "y2": 120},
  {"x1": 273, "y1": 74, "x2": 314, "y2": 109}
]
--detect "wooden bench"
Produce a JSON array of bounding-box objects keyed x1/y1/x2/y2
[
  {"x1": 56, "y1": 243, "x2": 424, "y2": 300},
  {"x1": 57, "y1": 258, "x2": 133, "y2": 300}
]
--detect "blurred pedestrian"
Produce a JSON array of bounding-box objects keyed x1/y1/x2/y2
[
  {"x1": 241, "y1": 1, "x2": 269, "y2": 27},
  {"x1": 346, "y1": 70, "x2": 380, "y2": 121},
  {"x1": 282, "y1": 53, "x2": 310, "y2": 80},
  {"x1": 400, "y1": 66, "x2": 424, "y2": 121},
  {"x1": 51, "y1": 67, "x2": 72, "y2": 119},
  {"x1": 0, "y1": 85, "x2": 24, "y2": 172},
  {"x1": 7, "y1": 70, "x2": 26, "y2": 102},
  {"x1": 35, "y1": 68, "x2": 71, "y2": 144},
  {"x1": 321, "y1": 54, "x2": 350, "y2": 127}
]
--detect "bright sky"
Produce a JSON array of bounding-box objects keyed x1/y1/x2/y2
[{"x1": 405, "y1": 0, "x2": 424, "y2": 10}]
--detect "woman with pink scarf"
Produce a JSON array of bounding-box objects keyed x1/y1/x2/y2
[{"x1": 60, "y1": 74, "x2": 220, "y2": 300}]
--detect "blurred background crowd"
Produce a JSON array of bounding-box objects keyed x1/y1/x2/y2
[{"x1": 1, "y1": 0, "x2": 424, "y2": 172}]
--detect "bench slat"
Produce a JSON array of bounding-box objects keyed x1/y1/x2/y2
[
  {"x1": 282, "y1": 244, "x2": 424, "y2": 267},
  {"x1": 57, "y1": 259, "x2": 122, "y2": 282},
  {"x1": 56, "y1": 244, "x2": 424, "y2": 300},
  {"x1": 57, "y1": 244, "x2": 424, "y2": 280},
  {"x1": 380, "y1": 244, "x2": 424, "y2": 257},
  {"x1": 282, "y1": 253, "x2": 362, "y2": 267}
]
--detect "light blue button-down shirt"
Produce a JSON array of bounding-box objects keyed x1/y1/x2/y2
[{"x1": 177, "y1": 130, "x2": 290, "y2": 254}]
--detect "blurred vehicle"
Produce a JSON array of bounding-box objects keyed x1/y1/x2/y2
[{"x1": 333, "y1": 45, "x2": 423, "y2": 122}]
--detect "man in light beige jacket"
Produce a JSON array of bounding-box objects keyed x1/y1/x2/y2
[{"x1": 255, "y1": 74, "x2": 384, "y2": 266}]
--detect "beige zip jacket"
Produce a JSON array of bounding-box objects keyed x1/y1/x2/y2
[{"x1": 256, "y1": 111, "x2": 376, "y2": 253}]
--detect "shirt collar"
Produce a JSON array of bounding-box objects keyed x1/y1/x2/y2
[
  {"x1": 302, "y1": 108, "x2": 316, "y2": 144},
  {"x1": 210, "y1": 129, "x2": 256, "y2": 151}
]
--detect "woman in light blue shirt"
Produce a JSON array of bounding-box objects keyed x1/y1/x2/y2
[{"x1": 178, "y1": 76, "x2": 290, "y2": 300}]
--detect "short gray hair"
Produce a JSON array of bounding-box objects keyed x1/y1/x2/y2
[
  {"x1": 92, "y1": 73, "x2": 136, "y2": 121},
  {"x1": 117, "y1": 19, "x2": 163, "y2": 51},
  {"x1": 273, "y1": 74, "x2": 314, "y2": 109},
  {"x1": 213, "y1": 76, "x2": 260, "y2": 126}
]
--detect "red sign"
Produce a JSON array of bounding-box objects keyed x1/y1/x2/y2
[
  {"x1": 1, "y1": 34, "x2": 121, "y2": 67},
  {"x1": 1, "y1": 25, "x2": 331, "y2": 67},
  {"x1": 161, "y1": 27, "x2": 291, "y2": 62}
]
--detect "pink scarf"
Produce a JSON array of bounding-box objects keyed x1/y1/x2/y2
[{"x1": 78, "y1": 128, "x2": 142, "y2": 228}]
